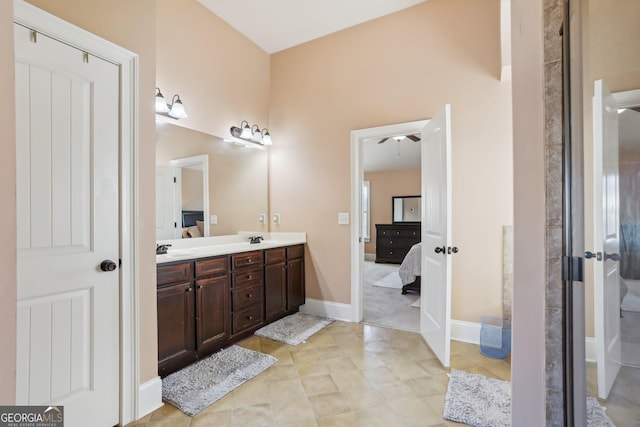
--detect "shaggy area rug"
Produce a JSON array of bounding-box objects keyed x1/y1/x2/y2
[
  {"x1": 254, "y1": 312, "x2": 335, "y2": 345},
  {"x1": 162, "y1": 345, "x2": 276, "y2": 416},
  {"x1": 443, "y1": 369, "x2": 615, "y2": 427}
]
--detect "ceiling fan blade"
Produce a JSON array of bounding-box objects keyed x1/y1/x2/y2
[
  {"x1": 378, "y1": 137, "x2": 389, "y2": 144},
  {"x1": 406, "y1": 134, "x2": 421, "y2": 142}
]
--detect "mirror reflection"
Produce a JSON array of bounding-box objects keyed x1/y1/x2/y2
[{"x1": 155, "y1": 122, "x2": 269, "y2": 240}]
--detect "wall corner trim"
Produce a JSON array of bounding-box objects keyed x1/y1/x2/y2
[{"x1": 138, "y1": 376, "x2": 163, "y2": 420}]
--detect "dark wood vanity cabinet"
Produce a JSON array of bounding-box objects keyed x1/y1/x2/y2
[
  {"x1": 375, "y1": 223, "x2": 420, "y2": 264},
  {"x1": 230, "y1": 250, "x2": 264, "y2": 337},
  {"x1": 157, "y1": 255, "x2": 229, "y2": 376},
  {"x1": 265, "y1": 245, "x2": 306, "y2": 321},
  {"x1": 264, "y1": 248, "x2": 287, "y2": 321},
  {"x1": 286, "y1": 245, "x2": 305, "y2": 311},
  {"x1": 157, "y1": 244, "x2": 305, "y2": 377}
]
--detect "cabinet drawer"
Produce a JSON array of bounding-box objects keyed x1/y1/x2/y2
[
  {"x1": 231, "y1": 268, "x2": 263, "y2": 288},
  {"x1": 376, "y1": 247, "x2": 407, "y2": 262},
  {"x1": 157, "y1": 262, "x2": 192, "y2": 286},
  {"x1": 265, "y1": 248, "x2": 286, "y2": 265},
  {"x1": 233, "y1": 305, "x2": 263, "y2": 334},
  {"x1": 195, "y1": 256, "x2": 228, "y2": 278},
  {"x1": 377, "y1": 237, "x2": 405, "y2": 248},
  {"x1": 231, "y1": 283, "x2": 263, "y2": 311},
  {"x1": 231, "y1": 251, "x2": 263, "y2": 270},
  {"x1": 377, "y1": 228, "x2": 419, "y2": 238},
  {"x1": 287, "y1": 244, "x2": 304, "y2": 260}
]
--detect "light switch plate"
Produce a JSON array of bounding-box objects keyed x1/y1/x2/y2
[
  {"x1": 338, "y1": 212, "x2": 349, "y2": 225},
  {"x1": 210, "y1": 215, "x2": 218, "y2": 225}
]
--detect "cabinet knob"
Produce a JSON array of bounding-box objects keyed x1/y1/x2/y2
[
  {"x1": 247, "y1": 294, "x2": 252, "y2": 298},
  {"x1": 248, "y1": 258, "x2": 252, "y2": 263},
  {"x1": 186, "y1": 287, "x2": 192, "y2": 292},
  {"x1": 197, "y1": 285, "x2": 203, "y2": 289},
  {"x1": 248, "y1": 316, "x2": 253, "y2": 320},
  {"x1": 396, "y1": 231, "x2": 400, "y2": 235},
  {"x1": 389, "y1": 251, "x2": 393, "y2": 255},
  {"x1": 389, "y1": 241, "x2": 393, "y2": 244},
  {"x1": 248, "y1": 274, "x2": 253, "y2": 279}
]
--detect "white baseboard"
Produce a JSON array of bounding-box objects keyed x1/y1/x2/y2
[
  {"x1": 451, "y1": 320, "x2": 481, "y2": 345},
  {"x1": 585, "y1": 337, "x2": 596, "y2": 363},
  {"x1": 300, "y1": 298, "x2": 352, "y2": 322},
  {"x1": 138, "y1": 376, "x2": 163, "y2": 420}
]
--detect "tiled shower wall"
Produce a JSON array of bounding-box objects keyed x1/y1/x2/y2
[{"x1": 544, "y1": 0, "x2": 565, "y2": 423}]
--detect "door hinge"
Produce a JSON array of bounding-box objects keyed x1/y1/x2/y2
[
  {"x1": 119, "y1": 258, "x2": 122, "y2": 267},
  {"x1": 562, "y1": 255, "x2": 584, "y2": 282},
  {"x1": 173, "y1": 176, "x2": 177, "y2": 183},
  {"x1": 174, "y1": 222, "x2": 177, "y2": 228}
]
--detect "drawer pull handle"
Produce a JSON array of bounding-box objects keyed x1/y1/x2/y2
[
  {"x1": 389, "y1": 251, "x2": 393, "y2": 255},
  {"x1": 389, "y1": 241, "x2": 393, "y2": 244},
  {"x1": 248, "y1": 258, "x2": 252, "y2": 263},
  {"x1": 248, "y1": 316, "x2": 253, "y2": 320},
  {"x1": 247, "y1": 294, "x2": 252, "y2": 298},
  {"x1": 186, "y1": 288, "x2": 192, "y2": 293},
  {"x1": 248, "y1": 275, "x2": 252, "y2": 279}
]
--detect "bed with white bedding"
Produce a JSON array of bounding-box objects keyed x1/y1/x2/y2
[{"x1": 399, "y1": 243, "x2": 421, "y2": 294}]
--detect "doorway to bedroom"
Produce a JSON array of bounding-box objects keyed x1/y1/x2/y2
[{"x1": 361, "y1": 138, "x2": 422, "y2": 332}]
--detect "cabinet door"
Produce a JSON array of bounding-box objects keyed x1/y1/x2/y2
[
  {"x1": 265, "y1": 262, "x2": 287, "y2": 321},
  {"x1": 196, "y1": 276, "x2": 230, "y2": 352},
  {"x1": 287, "y1": 258, "x2": 305, "y2": 312},
  {"x1": 157, "y1": 282, "x2": 195, "y2": 367}
]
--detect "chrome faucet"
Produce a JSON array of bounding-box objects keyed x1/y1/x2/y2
[
  {"x1": 156, "y1": 243, "x2": 172, "y2": 255},
  {"x1": 248, "y1": 236, "x2": 264, "y2": 244}
]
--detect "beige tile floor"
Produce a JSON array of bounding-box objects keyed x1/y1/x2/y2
[{"x1": 128, "y1": 321, "x2": 511, "y2": 427}]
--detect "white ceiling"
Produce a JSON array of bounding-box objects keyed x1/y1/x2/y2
[
  {"x1": 198, "y1": 0, "x2": 427, "y2": 53},
  {"x1": 363, "y1": 136, "x2": 421, "y2": 172}
]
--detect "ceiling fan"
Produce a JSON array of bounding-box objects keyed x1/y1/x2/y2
[{"x1": 377, "y1": 134, "x2": 421, "y2": 144}]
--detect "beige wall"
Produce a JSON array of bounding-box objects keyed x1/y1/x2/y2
[
  {"x1": 364, "y1": 169, "x2": 421, "y2": 255},
  {"x1": 270, "y1": 0, "x2": 513, "y2": 321},
  {"x1": 155, "y1": 0, "x2": 270, "y2": 140},
  {"x1": 0, "y1": 0, "x2": 16, "y2": 405},
  {"x1": 24, "y1": 0, "x2": 159, "y2": 382},
  {"x1": 181, "y1": 168, "x2": 204, "y2": 211},
  {"x1": 581, "y1": 0, "x2": 640, "y2": 337}
]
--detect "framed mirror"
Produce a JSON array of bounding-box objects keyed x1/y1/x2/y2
[{"x1": 392, "y1": 195, "x2": 421, "y2": 223}]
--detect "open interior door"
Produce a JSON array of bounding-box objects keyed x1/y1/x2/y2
[
  {"x1": 420, "y1": 105, "x2": 452, "y2": 367},
  {"x1": 593, "y1": 79, "x2": 622, "y2": 399},
  {"x1": 156, "y1": 165, "x2": 181, "y2": 239}
]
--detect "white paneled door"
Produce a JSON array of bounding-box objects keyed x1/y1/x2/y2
[
  {"x1": 420, "y1": 105, "x2": 453, "y2": 367},
  {"x1": 15, "y1": 23, "x2": 120, "y2": 426},
  {"x1": 156, "y1": 165, "x2": 181, "y2": 240},
  {"x1": 593, "y1": 79, "x2": 622, "y2": 399}
]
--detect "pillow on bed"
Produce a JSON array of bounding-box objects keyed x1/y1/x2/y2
[
  {"x1": 196, "y1": 220, "x2": 204, "y2": 236},
  {"x1": 186, "y1": 225, "x2": 202, "y2": 238}
]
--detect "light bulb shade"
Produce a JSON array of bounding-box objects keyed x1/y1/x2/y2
[
  {"x1": 240, "y1": 121, "x2": 252, "y2": 139},
  {"x1": 261, "y1": 129, "x2": 272, "y2": 145},
  {"x1": 155, "y1": 88, "x2": 170, "y2": 113},
  {"x1": 168, "y1": 95, "x2": 188, "y2": 119},
  {"x1": 251, "y1": 125, "x2": 262, "y2": 143}
]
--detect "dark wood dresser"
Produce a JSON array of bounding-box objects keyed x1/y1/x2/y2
[{"x1": 375, "y1": 223, "x2": 421, "y2": 264}]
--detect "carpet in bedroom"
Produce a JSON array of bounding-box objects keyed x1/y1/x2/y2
[{"x1": 363, "y1": 260, "x2": 419, "y2": 332}]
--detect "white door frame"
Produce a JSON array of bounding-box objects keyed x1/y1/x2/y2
[
  {"x1": 14, "y1": 2, "x2": 141, "y2": 424},
  {"x1": 350, "y1": 120, "x2": 428, "y2": 322},
  {"x1": 170, "y1": 154, "x2": 210, "y2": 237}
]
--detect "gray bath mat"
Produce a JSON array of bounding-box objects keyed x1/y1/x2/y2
[
  {"x1": 254, "y1": 312, "x2": 335, "y2": 345},
  {"x1": 162, "y1": 345, "x2": 276, "y2": 416},
  {"x1": 443, "y1": 369, "x2": 615, "y2": 427}
]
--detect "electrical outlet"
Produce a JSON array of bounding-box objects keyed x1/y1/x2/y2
[
  {"x1": 338, "y1": 212, "x2": 349, "y2": 225},
  {"x1": 273, "y1": 213, "x2": 281, "y2": 225},
  {"x1": 259, "y1": 214, "x2": 266, "y2": 224},
  {"x1": 210, "y1": 215, "x2": 218, "y2": 225}
]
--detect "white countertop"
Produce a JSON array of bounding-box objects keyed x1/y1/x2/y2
[{"x1": 156, "y1": 232, "x2": 306, "y2": 264}]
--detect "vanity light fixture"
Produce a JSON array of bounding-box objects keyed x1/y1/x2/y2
[
  {"x1": 230, "y1": 121, "x2": 273, "y2": 146},
  {"x1": 155, "y1": 87, "x2": 188, "y2": 119}
]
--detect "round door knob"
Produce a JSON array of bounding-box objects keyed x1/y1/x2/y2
[
  {"x1": 100, "y1": 260, "x2": 117, "y2": 272},
  {"x1": 585, "y1": 251, "x2": 603, "y2": 261},
  {"x1": 434, "y1": 246, "x2": 446, "y2": 254},
  {"x1": 605, "y1": 252, "x2": 620, "y2": 262},
  {"x1": 450, "y1": 247, "x2": 459, "y2": 254}
]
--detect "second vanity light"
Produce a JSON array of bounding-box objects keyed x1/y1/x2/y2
[
  {"x1": 230, "y1": 120, "x2": 272, "y2": 146},
  {"x1": 155, "y1": 87, "x2": 188, "y2": 119}
]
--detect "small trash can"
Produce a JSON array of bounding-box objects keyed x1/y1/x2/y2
[{"x1": 479, "y1": 316, "x2": 511, "y2": 359}]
